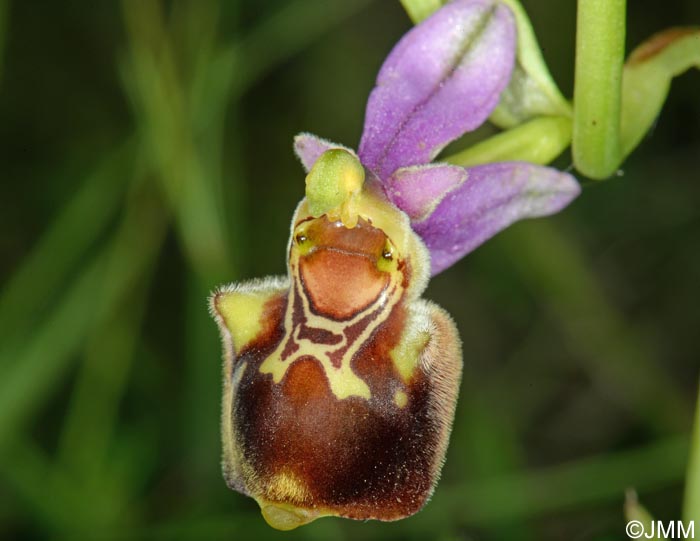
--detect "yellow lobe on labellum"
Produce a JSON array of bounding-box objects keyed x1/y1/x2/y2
[
  {"x1": 261, "y1": 502, "x2": 320, "y2": 531},
  {"x1": 394, "y1": 390, "x2": 408, "y2": 408},
  {"x1": 390, "y1": 322, "x2": 431, "y2": 383},
  {"x1": 214, "y1": 287, "x2": 268, "y2": 355}
]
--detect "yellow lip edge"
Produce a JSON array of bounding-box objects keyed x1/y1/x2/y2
[{"x1": 259, "y1": 501, "x2": 323, "y2": 531}]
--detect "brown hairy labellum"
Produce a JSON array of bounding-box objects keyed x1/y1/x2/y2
[{"x1": 210, "y1": 151, "x2": 462, "y2": 530}]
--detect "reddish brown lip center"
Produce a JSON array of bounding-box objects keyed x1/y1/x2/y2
[
  {"x1": 297, "y1": 217, "x2": 390, "y2": 320},
  {"x1": 300, "y1": 249, "x2": 388, "y2": 319}
]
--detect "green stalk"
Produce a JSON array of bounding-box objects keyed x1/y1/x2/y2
[
  {"x1": 572, "y1": 0, "x2": 626, "y2": 179},
  {"x1": 683, "y1": 377, "x2": 700, "y2": 523}
]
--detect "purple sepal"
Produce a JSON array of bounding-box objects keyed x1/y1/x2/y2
[
  {"x1": 409, "y1": 162, "x2": 581, "y2": 275},
  {"x1": 358, "y1": 0, "x2": 516, "y2": 181},
  {"x1": 385, "y1": 164, "x2": 467, "y2": 222},
  {"x1": 293, "y1": 133, "x2": 356, "y2": 173}
]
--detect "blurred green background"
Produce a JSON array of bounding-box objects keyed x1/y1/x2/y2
[{"x1": 0, "y1": 1, "x2": 699, "y2": 539}]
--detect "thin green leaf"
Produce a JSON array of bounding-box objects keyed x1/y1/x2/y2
[
  {"x1": 0, "y1": 193, "x2": 167, "y2": 449},
  {"x1": 122, "y1": 0, "x2": 233, "y2": 284},
  {"x1": 0, "y1": 140, "x2": 136, "y2": 354},
  {"x1": 0, "y1": 438, "x2": 83, "y2": 531},
  {"x1": 57, "y1": 265, "x2": 155, "y2": 486}
]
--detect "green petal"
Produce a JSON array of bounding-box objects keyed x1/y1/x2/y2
[
  {"x1": 399, "y1": 0, "x2": 446, "y2": 23},
  {"x1": 621, "y1": 28, "x2": 700, "y2": 159},
  {"x1": 444, "y1": 115, "x2": 572, "y2": 167}
]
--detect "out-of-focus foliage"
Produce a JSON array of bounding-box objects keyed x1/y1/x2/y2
[{"x1": 0, "y1": 1, "x2": 698, "y2": 540}]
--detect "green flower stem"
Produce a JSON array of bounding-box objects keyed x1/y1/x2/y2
[
  {"x1": 444, "y1": 115, "x2": 572, "y2": 167},
  {"x1": 683, "y1": 377, "x2": 700, "y2": 523},
  {"x1": 572, "y1": 0, "x2": 626, "y2": 180}
]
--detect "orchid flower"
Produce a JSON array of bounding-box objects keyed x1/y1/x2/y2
[{"x1": 211, "y1": 0, "x2": 579, "y2": 531}]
